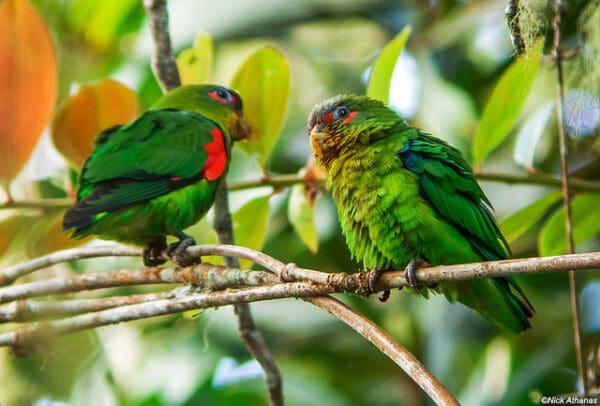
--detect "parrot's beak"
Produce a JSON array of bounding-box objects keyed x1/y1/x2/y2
[
  {"x1": 232, "y1": 115, "x2": 252, "y2": 141},
  {"x1": 309, "y1": 123, "x2": 329, "y2": 157},
  {"x1": 309, "y1": 122, "x2": 327, "y2": 145}
]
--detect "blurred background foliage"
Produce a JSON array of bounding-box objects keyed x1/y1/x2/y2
[{"x1": 1, "y1": 0, "x2": 600, "y2": 404}]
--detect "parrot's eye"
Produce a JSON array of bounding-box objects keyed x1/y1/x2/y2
[
  {"x1": 333, "y1": 106, "x2": 351, "y2": 121},
  {"x1": 215, "y1": 88, "x2": 229, "y2": 100}
]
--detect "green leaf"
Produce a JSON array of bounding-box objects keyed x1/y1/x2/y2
[
  {"x1": 472, "y1": 39, "x2": 544, "y2": 166},
  {"x1": 500, "y1": 191, "x2": 562, "y2": 243},
  {"x1": 66, "y1": 0, "x2": 144, "y2": 51},
  {"x1": 513, "y1": 101, "x2": 554, "y2": 169},
  {"x1": 366, "y1": 26, "x2": 411, "y2": 104},
  {"x1": 231, "y1": 46, "x2": 290, "y2": 168},
  {"x1": 539, "y1": 193, "x2": 600, "y2": 256},
  {"x1": 233, "y1": 195, "x2": 271, "y2": 268},
  {"x1": 177, "y1": 32, "x2": 213, "y2": 85},
  {"x1": 288, "y1": 184, "x2": 319, "y2": 253}
]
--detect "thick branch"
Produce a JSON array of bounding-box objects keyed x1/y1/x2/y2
[
  {"x1": 306, "y1": 296, "x2": 459, "y2": 405},
  {"x1": 0, "y1": 263, "x2": 277, "y2": 305}
]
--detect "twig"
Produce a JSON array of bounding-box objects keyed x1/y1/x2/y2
[
  {"x1": 143, "y1": 0, "x2": 180, "y2": 91},
  {"x1": 551, "y1": 0, "x2": 587, "y2": 394},
  {"x1": 0, "y1": 245, "x2": 141, "y2": 286},
  {"x1": 306, "y1": 296, "x2": 459, "y2": 405},
  {"x1": 214, "y1": 182, "x2": 284, "y2": 406}
]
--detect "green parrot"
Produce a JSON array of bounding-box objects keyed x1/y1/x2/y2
[
  {"x1": 308, "y1": 94, "x2": 534, "y2": 333},
  {"x1": 63, "y1": 84, "x2": 250, "y2": 266}
]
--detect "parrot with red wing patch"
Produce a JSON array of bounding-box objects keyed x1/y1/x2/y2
[{"x1": 63, "y1": 85, "x2": 250, "y2": 266}]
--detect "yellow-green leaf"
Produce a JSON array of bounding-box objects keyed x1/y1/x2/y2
[
  {"x1": 472, "y1": 39, "x2": 543, "y2": 167},
  {"x1": 52, "y1": 79, "x2": 139, "y2": 167},
  {"x1": 177, "y1": 32, "x2": 214, "y2": 85},
  {"x1": 233, "y1": 195, "x2": 270, "y2": 269},
  {"x1": 288, "y1": 184, "x2": 318, "y2": 253},
  {"x1": 231, "y1": 46, "x2": 290, "y2": 167},
  {"x1": 0, "y1": 0, "x2": 57, "y2": 184},
  {"x1": 500, "y1": 191, "x2": 562, "y2": 243},
  {"x1": 366, "y1": 26, "x2": 411, "y2": 104},
  {"x1": 539, "y1": 193, "x2": 600, "y2": 256},
  {"x1": 66, "y1": 0, "x2": 143, "y2": 52}
]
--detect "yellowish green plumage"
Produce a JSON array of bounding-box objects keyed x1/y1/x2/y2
[
  {"x1": 308, "y1": 94, "x2": 533, "y2": 333},
  {"x1": 63, "y1": 85, "x2": 250, "y2": 266}
]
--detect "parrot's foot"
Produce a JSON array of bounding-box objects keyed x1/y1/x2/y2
[
  {"x1": 167, "y1": 236, "x2": 201, "y2": 267},
  {"x1": 367, "y1": 268, "x2": 391, "y2": 302},
  {"x1": 404, "y1": 259, "x2": 431, "y2": 289},
  {"x1": 143, "y1": 240, "x2": 167, "y2": 267}
]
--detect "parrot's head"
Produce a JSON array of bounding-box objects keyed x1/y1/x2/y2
[
  {"x1": 307, "y1": 94, "x2": 402, "y2": 171},
  {"x1": 153, "y1": 85, "x2": 251, "y2": 141}
]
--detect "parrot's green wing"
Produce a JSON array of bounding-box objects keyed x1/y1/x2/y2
[
  {"x1": 398, "y1": 133, "x2": 509, "y2": 260},
  {"x1": 398, "y1": 132, "x2": 534, "y2": 331},
  {"x1": 63, "y1": 109, "x2": 227, "y2": 231}
]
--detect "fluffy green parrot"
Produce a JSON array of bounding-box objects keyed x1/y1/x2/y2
[
  {"x1": 63, "y1": 84, "x2": 250, "y2": 266},
  {"x1": 308, "y1": 94, "x2": 533, "y2": 333}
]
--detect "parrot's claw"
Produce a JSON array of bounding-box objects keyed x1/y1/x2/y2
[
  {"x1": 404, "y1": 259, "x2": 431, "y2": 289},
  {"x1": 143, "y1": 240, "x2": 167, "y2": 267},
  {"x1": 167, "y1": 237, "x2": 201, "y2": 267},
  {"x1": 367, "y1": 268, "x2": 391, "y2": 302}
]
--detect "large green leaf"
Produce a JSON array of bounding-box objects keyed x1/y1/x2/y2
[
  {"x1": 539, "y1": 193, "x2": 600, "y2": 256},
  {"x1": 177, "y1": 32, "x2": 213, "y2": 85},
  {"x1": 500, "y1": 191, "x2": 562, "y2": 243},
  {"x1": 231, "y1": 46, "x2": 290, "y2": 168},
  {"x1": 288, "y1": 184, "x2": 318, "y2": 253},
  {"x1": 232, "y1": 195, "x2": 271, "y2": 269},
  {"x1": 366, "y1": 26, "x2": 411, "y2": 104},
  {"x1": 472, "y1": 39, "x2": 543, "y2": 166}
]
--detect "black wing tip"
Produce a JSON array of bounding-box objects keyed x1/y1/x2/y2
[{"x1": 62, "y1": 204, "x2": 94, "y2": 234}]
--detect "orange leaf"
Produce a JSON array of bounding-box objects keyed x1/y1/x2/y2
[
  {"x1": 52, "y1": 79, "x2": 139, "y2": 167},
  {"x1": 0, "y1": 0, "x2": 57, "y2": 184}
]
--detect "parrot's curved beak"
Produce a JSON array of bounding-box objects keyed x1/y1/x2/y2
[{"x1": 232, "y1": 115, "x2": 252, "y2": 141}]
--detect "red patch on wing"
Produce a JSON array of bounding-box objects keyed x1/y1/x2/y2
[
  {"x1": 171, "y1": 176, "x2": 182, "y2": 181},
  {"x1": 344, "y1": 110, "x2": 358, "y2": 123},
  {"x1": 208, "y1": 91, "x2": 226, "y2": 105},
  {"x1": 201, "y1": 128, "x2": 227, "y2": 180}
]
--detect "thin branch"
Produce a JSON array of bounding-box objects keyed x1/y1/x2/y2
[
  {"x1": 0, "y1": 245, "x2": 141, "y2": 286},
  {"x1": 3, "y1": 172, "x2": 600, "y2": 214},
  {"x1": 0, "y1": 282, "x2": 335, "y2": 348},
  {"x1": 551, "y1": 0, "x2": 587, "y2": 394},
  {"x1": 0, "y1": 293, "x2": 163, "y2": 322},
  {"x1": 214, "y1": 182, "x2": 284, "y2": 406},
  {"x1": 474, "y1": 171, "x2": 600, "y2": 192},
  {"x1": 143, "y1": 0, "x2": 180, "y2": 91},
  {"x1": 306, "y1": 296, "x2": 459, "y2": 406}
]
